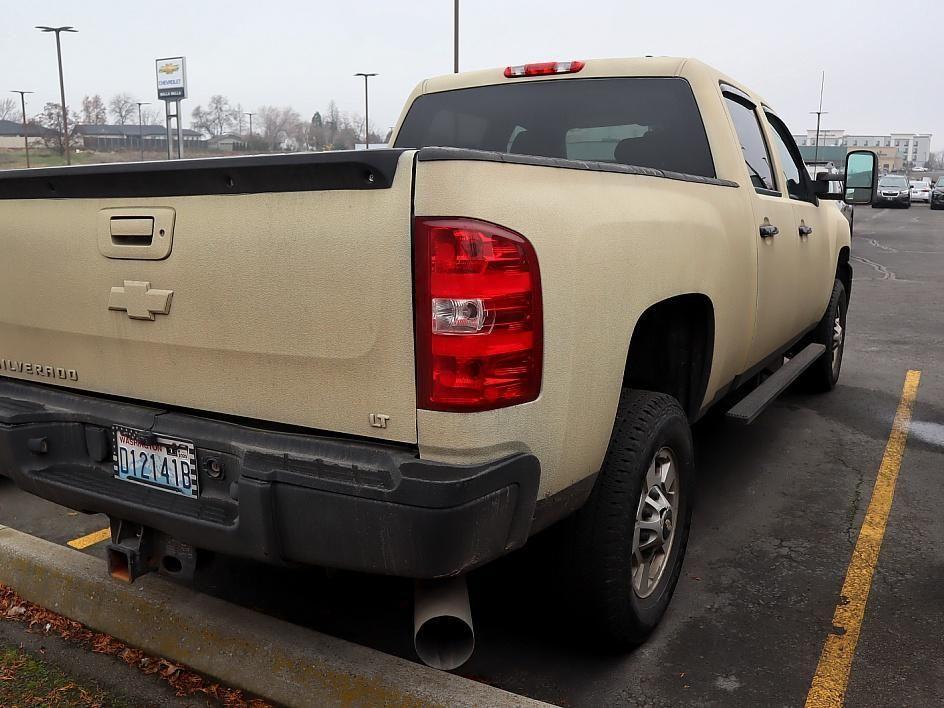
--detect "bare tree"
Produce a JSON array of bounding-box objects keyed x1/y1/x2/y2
[
  {"x1": 229, "y1": 103, "x2": 244, "y2": 136},
  {"x1": 305, "y1": 102, "x2": 381, "y2": 151},
  {"x1": 190, "y1": 106, "x2": 211, "y2": 136},
  {"x1": 35, "y1": 102, "x2": 78, "y2": 154},
  {"x1": 190, "y1": 95, "x2": 238, "y2": 137},
  {"x1": 0, "y1": 97, "x2": 17, "y2": 121},
  {"x1": 80, "y1": 95, "x2": 107, "y2": 125},
  {"x1": 258, "y1": 106, "x2": 301, "y2": 150},
  {"x1": 208, "y1": 95, "x2": 235, "y2": 136},
  {"x1": 141, "y1": 106, "x2": 163, "y2": 126},
  {"x1": 108, "y1": 93, "x2": 135, "y2": 125}
]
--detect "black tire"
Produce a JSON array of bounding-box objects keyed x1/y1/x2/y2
[
  {"x1": 799, "y1": 279, "x2": 847, "y2": 392},
  {"x1": 562, "y1": 389, "x2": 694, "y2": 648}
]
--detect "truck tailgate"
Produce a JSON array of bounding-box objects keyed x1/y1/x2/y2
[{"x1": 0, "y1": 150, "x2": 419, "y2": 444}]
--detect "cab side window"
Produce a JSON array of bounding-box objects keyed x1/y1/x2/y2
[
  {"x1": 723, "y1": 93, "x2": 776, "y2": 194},
  {"x1": 765, "y1": 112, "x2": 815, "y2": 203}
]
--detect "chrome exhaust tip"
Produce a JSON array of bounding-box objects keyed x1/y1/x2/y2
[{"x1": 413, "y1": 576, "x2": 474, "y2": 671}]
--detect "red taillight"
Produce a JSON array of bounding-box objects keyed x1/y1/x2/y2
[
  {"x1": 414, "y1": 218, "x2": 543, "y2": 412},
  {"x1": 504, "y1": 60, "x2": 585, "y2": 78}
]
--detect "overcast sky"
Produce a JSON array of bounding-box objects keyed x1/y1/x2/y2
[{"x1": 3, "y1": 0, "x2": 942, "y2": 148}]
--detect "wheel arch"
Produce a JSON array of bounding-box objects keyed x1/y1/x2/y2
[
  {"x1": 622, "y1": 293, "x2": 715, "y2": 421},
  {"x1": 837, "y1": 245, "x2": 852, "y2": 299}
]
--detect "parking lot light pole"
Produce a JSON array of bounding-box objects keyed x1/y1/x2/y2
[
  {"x1": 244, "y1": 112, "x2": 254, "y2": 149},
  {"x1": 36, "y1": 25, "x2": 77, "y2": 165},
  {"x1": 136, "y1": 102, "x2": 151, "y2": 161},
  {"x1": 11, "y1": 90, "x2": 34, "y2": 168},
  {"x1": 454, "y1": 0, "x2": 459, "y2": 73},
  {"x1": 354, "y1": 73, "x2": 377, "y2": 149}
]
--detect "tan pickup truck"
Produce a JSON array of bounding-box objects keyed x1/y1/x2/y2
[{"x1": 0, "y1": 57, "x2": 876, "y2": 668}]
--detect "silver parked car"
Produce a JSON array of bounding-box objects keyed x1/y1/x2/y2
[{"x1": 873, "y1": 175, "x2": 911, "y2": 208}]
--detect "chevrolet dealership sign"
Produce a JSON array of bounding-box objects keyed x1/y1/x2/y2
[{"x1": 156, "y1": 57, "x2": 187, "y2": 100}]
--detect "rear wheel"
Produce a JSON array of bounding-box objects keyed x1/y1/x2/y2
[
  {"x1": 562, "y1": 389, "x2": 694, "y2": 647},
  {"x1": 799, "y1": 279, "x2": 847, "y2": 392}
]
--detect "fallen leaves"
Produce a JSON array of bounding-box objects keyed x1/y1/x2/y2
[
  {"x1": 1, "y1": 647, "x2": 112, "y2": 707},
  {"x1": 0, "y1": 653, "x2": 27, "y2": 681},
  {"x1": 0, "y1": 584, "x2": 271, "y2": 707}
]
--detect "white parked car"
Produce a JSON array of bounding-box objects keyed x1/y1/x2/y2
[{"x1": 910, "y1": 178, "x2": 932, "y2": 202}]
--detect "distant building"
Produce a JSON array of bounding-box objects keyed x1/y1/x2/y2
[
  {"x1": 797, "y1": 145, "x2": 847, "y2": 166},
  {"x1": 862, "y1": 146, "x2": 904, "y2": 174},
  {"x1": 207, "y1": 134, "x2": 247, "y2": 151},
  {"x1": 75, "y1": 124, "x2": 207, "y2": 152},
  {"x1": 0, "y1": 119, "x2": 53, "y2": 149},
  {"x1": 792, "y1": 130, "x2": 931, "y2": 167}
]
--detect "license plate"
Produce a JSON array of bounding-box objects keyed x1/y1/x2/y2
[{"x1": 112, "y1": 426, "x2": 199, "y2": 498}]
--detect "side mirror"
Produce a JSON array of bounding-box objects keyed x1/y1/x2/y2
[
  {"x1": 843, "y1": 150, "x2": 877, "y2": 205},
  {"x1": 813, "y1": 171, "x2": 843, "y2": 200}
]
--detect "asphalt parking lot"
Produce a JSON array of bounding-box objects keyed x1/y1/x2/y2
[{"x1": 1, "y1": 203, "x2": 942, "y2": 707}]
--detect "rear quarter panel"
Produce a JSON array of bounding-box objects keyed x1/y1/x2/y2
[{"x1": 413, "y1": 158, "x2": 756, "y2": 497}]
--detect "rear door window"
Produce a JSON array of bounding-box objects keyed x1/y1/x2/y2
[
  {"x1": 722, "y1": 93, "x2": 776, "y2": 193},
  {"x1": 765, "y1": 112, "x2": 815, "y2": 203},
  {"x1": 395, "y1": 77, "x2": 716, "y2": 178}
]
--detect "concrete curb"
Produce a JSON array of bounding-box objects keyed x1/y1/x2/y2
[{"x1": 0, "y1": 525, "x2": 552, "y2": 708}]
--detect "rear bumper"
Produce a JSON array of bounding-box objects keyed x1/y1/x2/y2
[{"x1": 0, "y1": 379, "x2": 540, "y2": 578}]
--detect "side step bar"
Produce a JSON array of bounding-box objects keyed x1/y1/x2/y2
[{"x1": 725, "y1": 343, "x2": 827, "y2": 425}]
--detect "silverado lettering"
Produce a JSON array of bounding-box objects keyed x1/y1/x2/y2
[{"x1": 0, "y1": 358, "x2": 78, "y2": 381}]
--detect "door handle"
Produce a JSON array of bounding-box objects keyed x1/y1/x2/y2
[
  {"x1": 759, "y1": 224, "x2": 780, "y2": 238},
  {"x1": 798, "y1": 225, "x2": 814, "y2": 237}
]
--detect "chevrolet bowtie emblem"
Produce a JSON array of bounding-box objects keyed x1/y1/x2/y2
[{"x1": 108, "y1": 281, "x2": 174, "y2": 321}]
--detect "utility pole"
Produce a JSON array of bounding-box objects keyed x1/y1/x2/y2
[
  {"x1": 36, "y1": 25, "x2": 77, "y2": 165},
  {"x1": 810, "y1": 71, "x2": 827, "y2": 171},
  {"x1": 11, "y1": 90, "x2": 34, "y2": 168},
  {"x1": 354, "y1": 73, "x2": 378, "y2": 149},
  {"x1": 454, "y1": 0, "x2": 459, "y2": 73},
  {"x1": 244, "y1": 112, "x2": 254, "y2": 149},
  {"x1": 136, "y1": 101, "x2": 150, "y2": 161}
]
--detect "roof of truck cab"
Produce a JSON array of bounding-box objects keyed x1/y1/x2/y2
[{"x1": 418, "y1": 56, "x2": 763, "y2": 102}]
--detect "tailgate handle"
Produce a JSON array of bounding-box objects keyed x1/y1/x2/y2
[
  {"x1": 98, "y1": 208, "x2": 174, "y2": 260},
  {"x1": 110, "y1": 217, "x2": 154, "y2": 246}
]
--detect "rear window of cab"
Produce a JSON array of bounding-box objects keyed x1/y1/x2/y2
[{"x1": 394, "y1": 77, "x2": 716, "y2": 178}]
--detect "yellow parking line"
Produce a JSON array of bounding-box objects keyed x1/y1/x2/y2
[
  {"x1": 805, "y1": 369, "x2": 921, "y2": 708},
  {"x1": 67, "y1": 527, "x2": 111, "y2": 550}
]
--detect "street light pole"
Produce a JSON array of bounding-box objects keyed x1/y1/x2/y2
[
  {"x1": 36, "y1": 26, "x2": 77, "y2": 165},
  {"x1": 354, "y1": 72, "x2": 377, "y2": 149},
  {"x1": 454, "y1": 0, "x2": 459, "y2": 73},
  {"x1": 244, "y1": 112, "x2": 255, "y2": 150},
  {"x1": 136, "y1": 102, "x2": 151, "y2": 161},
  {"x1": 11, "y1": 90, "x2": 34, "y2": 168}
]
